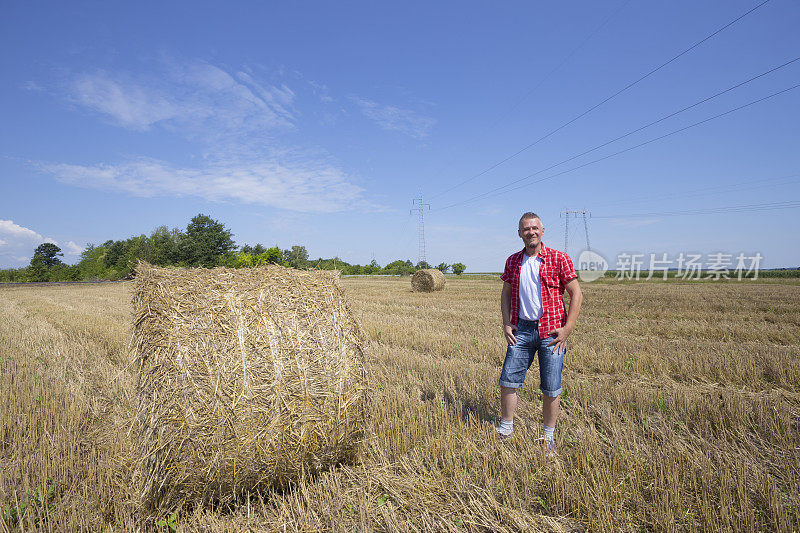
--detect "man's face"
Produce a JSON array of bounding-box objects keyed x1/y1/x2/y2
[{"x1": 518, "y1": 217, "x2": 544, "y2": 249}]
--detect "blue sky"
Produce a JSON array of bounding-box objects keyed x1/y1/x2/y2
[{"x1": 1, "y1": 1, "x2": 798, "y2": 271}]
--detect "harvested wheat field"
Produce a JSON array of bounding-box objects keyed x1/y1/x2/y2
[{"x1": 1, "y1": 276, "x2": 799, "y2": 531}]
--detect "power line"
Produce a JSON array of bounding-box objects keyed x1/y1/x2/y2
[
  {"x1": 429, "y1": 0, "x2": 772, "y2": 200},
  {"x1": 487, "y1": 0, "x2": 631, "y2": 131},
  {"x1": 592, "y1": 199, "x2": 800, "y2": 218},
  {"x1": 434, "y1": 83, "x2": 800, "y2": 211},
  {"x1": 436, "y1": 57, "x2": 798, "y2": 210},
  {"x1": 592, "y1": 172, "x2": 800, "y2": 210}
]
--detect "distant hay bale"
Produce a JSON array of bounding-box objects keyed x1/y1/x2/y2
[
  {"x1": 131, "y1": 262, "x2": 368, "y2": 510},
  {"x1": 411, "y1": 269, "x2": 446, "y2": 292}
]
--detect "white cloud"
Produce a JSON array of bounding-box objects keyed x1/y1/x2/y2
[
  {"x1": 70, "y1": 73, "x2": 179, "y2": 130},
  {"x1": 43, "y1": 59, "x2": 387, "y2": 215},
  {"x1": 0, "y1": 221, "x2": 51, "y2": 267},
  {"x1": 351, "y1": 97, "x2": 435, "y2": 140},
  {"x1": 308, "y1": 80, "x2": 334, "y2": 103},
  {"x1": 0, "y1": 220, "x2": 79, "y2": 256},
  {"x1": 64, "y1": 241, "x2": 83, "y2": 255},
  {"x1": 21, "y1": 80, "x2": 43, "y2": 92},
  {"x1": 235, "y1": 71, "x2": 295, "y2": 120},
  {"x1": 67, "y1": 60, "x2": 295, "y2": 137},
  {"x1": 43, "y1": 157, "x2": 372, "y2": 213},
  {"x1": 0, "y1": 220, "x2": 43, "y2": 241}
]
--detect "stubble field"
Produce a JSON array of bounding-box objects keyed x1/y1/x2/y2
[{"x1": 1, "y1": 276, "x2": 799, "y2": 531}]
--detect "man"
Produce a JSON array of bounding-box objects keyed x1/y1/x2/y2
[{"x1": 496, "y1": 212, "x2": 583, "y2": 455}]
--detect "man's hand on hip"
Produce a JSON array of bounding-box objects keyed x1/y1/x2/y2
[
  {"x1": 547, "y1": 326, "x2": 572, "y2": 353},
  {"x1": 504, "y1": 324, "x2": 517, "y2": 345}
]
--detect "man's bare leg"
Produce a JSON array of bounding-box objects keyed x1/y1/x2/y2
[
  {"x1": 496, "y1": 386, "x2": 519, "y2": 436},
  {"x1": 500, "y1": 386, "x2": 518, "y2": 421},
  {"x1": 542, "y1": 395, "x2": 559, "y2": 428},
  {"x1": 542, "y1": 395, "x2": 560, "y2": 455}
]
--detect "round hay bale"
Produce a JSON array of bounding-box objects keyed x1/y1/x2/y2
[
  {"x1": 131, "y1": 262, "x2": 367, "y2": 510},
  {"x1": 411, "y1": 268, "x2": 446, "y2": 292}
]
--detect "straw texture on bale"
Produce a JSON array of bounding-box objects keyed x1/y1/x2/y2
[
  {"x1": 411, "y1": 268, "x2": 446, "y2": 292},
  {"x1": 131, "y1": 262, "x2": 368, "y2": 510}
]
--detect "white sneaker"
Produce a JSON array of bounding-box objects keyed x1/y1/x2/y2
[
  {"x1": 495, "y1": 427, "x2": 513, "y2": 440},
  {"x1": 536, "y1": 437, "x2": 557, "y2": 458}
]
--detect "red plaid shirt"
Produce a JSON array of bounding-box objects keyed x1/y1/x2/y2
[{"x1": 501, "y1": 244, "x2": 578, "y2": 337}]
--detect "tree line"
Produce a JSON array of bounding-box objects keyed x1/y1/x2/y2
[{"x1": 0, "y1": 214, "x2": 466, "y2": 283}]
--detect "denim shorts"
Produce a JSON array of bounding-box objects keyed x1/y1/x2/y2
[{"x1": 499, "y1": 318, "x2": 565, "y2": 397}]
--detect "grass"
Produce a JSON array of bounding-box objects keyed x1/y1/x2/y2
[{"x1": 0, "y1": 277, "x2": 798, "y2": 531}]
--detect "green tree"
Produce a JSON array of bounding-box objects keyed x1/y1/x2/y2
[
  {"x1": 28, "y1": 243, "x2": 63, "y2": 282},
  {"x1": 147, "y1": 226, "x2": 181, "y2": 266},
  {"x1": 96, "y1": 237, "x2": 145, "y2": 279},
  {"x1": 0, "y1": 267, "x2": 30, "y2": 282},
  {"x1": 49, "y1": 263, "x2": 80, "y2": 281},
  {"x1": 416, "y1": 260, "x2": 431, "y2": 270},
  {"x1": 28, "y1": 254, "x2": 50, "y2": 282},
  {"x1": 284, "y1": 245, "x2": 309, "y2": 269},
  {"x1": 33, "y1": 243, "x2": 63, "y2": 267},
  {"x1": 257, "y1": 246, "x2": 282, "y2": 265},
  {"x1": 234, "y1": 252, "x2": 254, "y2": 268},
  {"x1": 0, "y1": 268, "x2": 23, "y2": 282},
  {"x1": 451, "y1": 262, "x2": 466, "y2": 275},
  {"x1": 120, "y1": 235, "x2": 147, "y2": 277},
  {"x1": 435, "y1": 262, "x2": 450, "y2": 273},
  {"x1": 182, "y1": 214, "x2": 235, "y2": 267},
  {"x1": 310, "y1": 256, "x2": 349, "y2": 270},
  {"x1": 102, "y1": 240, "x2": 125, "y2": 270},
  {"x1": 342, "y1": 264, "x2": 362, "y2": 275},
  {"x1": 382, "y1": 260, "x2": 405, "y2": 275},
  {"x1": 76, "y1": 244, "x2": 108, "y2": 280},
  {"x1": 222, "y1": 245, "x2": 281, "y2": 268},
  {"x1": 383, "y1": 259, "x2": 414, "y2": 276}
]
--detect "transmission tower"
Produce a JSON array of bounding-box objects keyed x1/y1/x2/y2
[
  {"x1": 411, "y1": 191, "x2": 430, "y2": 265},
  {"x1": 561, "y1": 209, "x2": 591, "y2": 256}
]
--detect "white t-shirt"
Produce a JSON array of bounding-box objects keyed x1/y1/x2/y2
[{"x1": 519, "y1": 253, "x2": 543, "y2": 321}]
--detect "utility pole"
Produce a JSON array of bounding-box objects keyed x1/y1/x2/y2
[
  {"x1": 411, "y1": 190, "x2": 430, "y2": 265},
  {"x1": 561, "y1": 209, "x2": 591, "y2": 256}
]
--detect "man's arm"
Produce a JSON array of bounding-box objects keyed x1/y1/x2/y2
[
  {"x1": 547, "y1": 278, "x2": 582, "y2": 352},
  {"x1": 501, "y1": 281, "x2": 517, "y2": 345}
]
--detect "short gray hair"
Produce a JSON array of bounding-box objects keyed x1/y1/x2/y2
[{"x1": 519, "y1": 212, "x2": 542, "y2": 226}]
